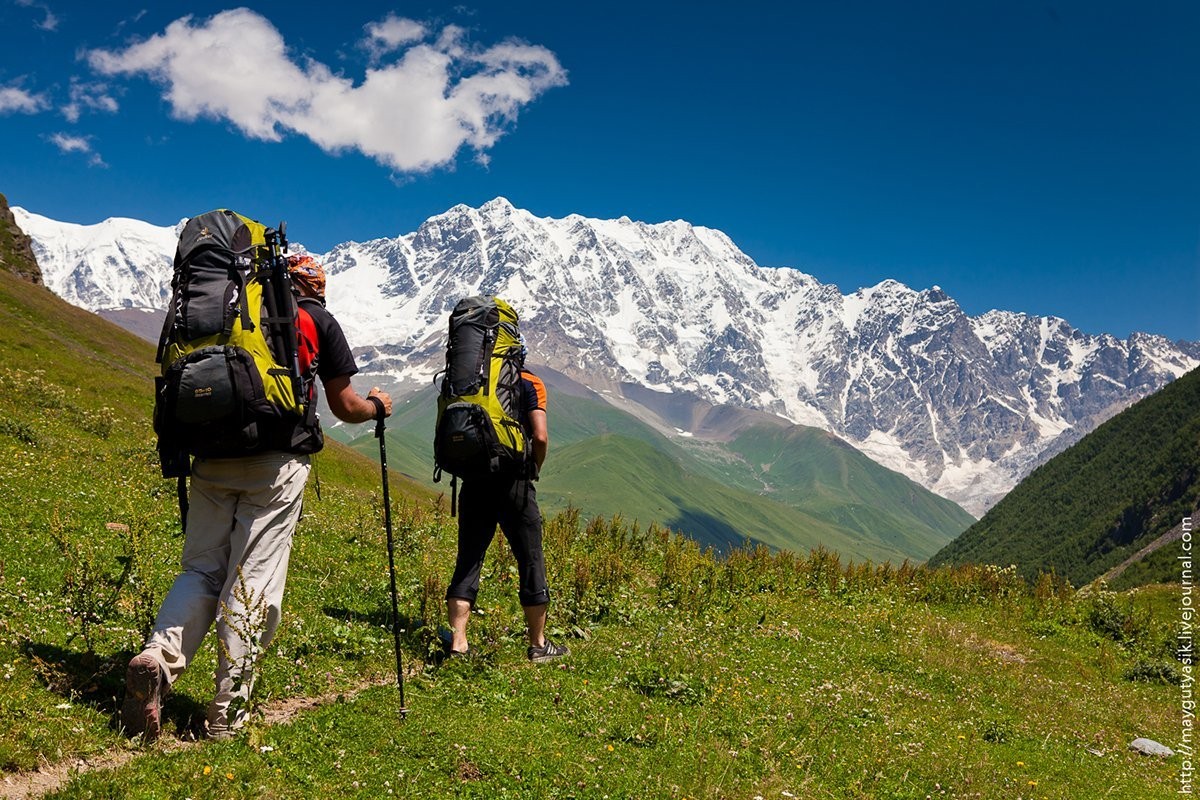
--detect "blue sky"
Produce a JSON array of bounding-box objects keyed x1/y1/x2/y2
[{"x1": 1, "y1": 1, "x2": 1196, "y2": 341}]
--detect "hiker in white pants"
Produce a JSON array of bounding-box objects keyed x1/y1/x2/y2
[
  {"x1": 140, "y1": 452, "x2": 308, "y2": 737},
  {"x1": 124, "y1": 255, "x2": 392, "y2": 741}
]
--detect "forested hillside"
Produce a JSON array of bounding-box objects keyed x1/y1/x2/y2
[{"x1": 930, "y1": 366, "x2": 1200, "y2": 587}]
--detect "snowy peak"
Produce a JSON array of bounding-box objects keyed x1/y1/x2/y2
[
  {"x1": 311, "y1": 203, "x2": 1197, "y2": 515},
  {"x1": 13, "y1": 199, "x2": 1199, "y2": 516},
  {"x1": 11, "y1": 206, "x2": 179, "y2": 311}
]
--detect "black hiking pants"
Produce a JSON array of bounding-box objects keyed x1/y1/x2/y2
[{"x1": 446, "y1": 475, "x2": 550, "y2": 607}]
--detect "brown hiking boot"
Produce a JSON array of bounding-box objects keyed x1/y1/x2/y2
[{"x1": 121, "y1": 652, "x2": 164, "y2": 741}]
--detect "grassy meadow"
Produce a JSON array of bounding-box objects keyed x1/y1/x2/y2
[{"x1": 0, "y1": 270, "x2": 1185, "y2": 798}]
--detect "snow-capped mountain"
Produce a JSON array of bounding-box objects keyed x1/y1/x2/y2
[
  {"x1": 10, "y1": 207, "x2": 180, "y2": 311},
  {"x1": 13, "y1": 198, "x2": 1199, "y2": 515}
]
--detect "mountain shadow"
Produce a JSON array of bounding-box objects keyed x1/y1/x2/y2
[{"x1": 666, "y1": 506, "x2": 751, "y2": 553}]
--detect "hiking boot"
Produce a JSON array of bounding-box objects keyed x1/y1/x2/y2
[
  {"x1": 527, "y1": 638, "x2": 569, "y2": 663},
  {"x1": 121, "y1": 652, "x2": 164, "y2": 741},
  {"x1": 204, "y1": 724, "x2": 239, "y2": 741}
]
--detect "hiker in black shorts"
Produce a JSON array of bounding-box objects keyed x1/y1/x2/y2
[{"x1": 444, "y1": 358, "x2": 569, "y2": 663}]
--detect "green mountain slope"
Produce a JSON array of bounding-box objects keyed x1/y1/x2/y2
[
  {"x1": 0, "y1": 234, "x2": 426, "y2": 773},
  {"x1": 714, "y1": 424, "x2": 975, "y2": 559},
  {"x1": 0, "y1": 253, "x2": 433, "y2": 559},
  {"x1": 539, "y1": 432, "x2": 883, "y2": 558},
  {"x1": 341, "y1": 382, "x2": 973, "y2": 562},
  {"x1": 929, "y1": 366, "x2": 1200, "y2": 586}
]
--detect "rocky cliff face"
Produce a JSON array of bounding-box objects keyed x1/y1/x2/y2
[
  {"x1": 13, "y1": 197, "x2": 1199, "y2": 515},
  {"x1": 0, "y1": 194, "x2": 42, "y2": 284}
]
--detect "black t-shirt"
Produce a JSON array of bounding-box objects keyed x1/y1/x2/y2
[
  {"x1": 255, "y1": 299, "x2": 357, "y2": 455},
  {"x1": 302, "y1": 300, "x2": 358, "y2": 383},
  {"x1": 518, "y1": 369, "x2": 547, "y2": 433}
]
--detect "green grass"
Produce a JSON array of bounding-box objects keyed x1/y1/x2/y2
[
  {"x1": 27, "y1": 532, "x2": 1184, "y2": 798},
  {"x1": 695, "y1": 423, "x2": 974, "y2": 558},
  {"x1": 0, "y1": 269, "x2": 1184, "y2": 798},
  {"x1": 540, "y1": 433, "x2": 881, "y2": 558}
]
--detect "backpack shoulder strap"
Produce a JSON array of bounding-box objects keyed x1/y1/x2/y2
[{"x1": 296, "y1": 297, "x2": 322, "y2": 356}]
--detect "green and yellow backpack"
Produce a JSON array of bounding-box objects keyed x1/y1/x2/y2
[
  {"x1": 154, "y1": 209, "x2": 319, "y2": 475},
  {"x1": 433, "y1": 296, "x2": 530, "y2": 492}
]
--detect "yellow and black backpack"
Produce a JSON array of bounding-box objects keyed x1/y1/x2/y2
[
  {"x1": 154, "y1": 209, "x2": 320, "y2": 476},
  {"x1": 433, "y1": 296, "x2": 530, "y2": 499}
]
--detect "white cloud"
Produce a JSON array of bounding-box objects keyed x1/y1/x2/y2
[
  {"x1": 14, "y1": 0, "x2": 57, "y2": 31},
  {"x1": 47, "y1": 132, "x2": 107, "y2": 167},
  {"x1": 86, "y1": 8, "x2": 567, "y2": 173},
  {"x1": 364, "y1": 14, "x2": 426, "y2": 58},
  {"x1": 60, "y1": 80, "x2": 119, "y2": 122},
  {"x1": 49, "y1": 132, "x2": 90, "y2": 153},
  {"x1": 0, "y1": 86, "x2": 47, "y2": 114}
]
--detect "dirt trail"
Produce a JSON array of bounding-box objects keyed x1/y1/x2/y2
[
  {"x1": 0, "y1": 676, "x2": 396, "y2": 799},
  {"x1": 1092, "y1": 509, "x2": 1196, "y2": 586}
]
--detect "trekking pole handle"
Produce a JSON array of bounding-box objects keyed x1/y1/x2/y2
[{"x1": 368, "y1": 395, "x2": 386, "y2": 437}]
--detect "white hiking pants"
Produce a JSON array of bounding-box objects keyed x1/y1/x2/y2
[{"x1": 141, "y1": 451, "x2": 310, "y2": 735}]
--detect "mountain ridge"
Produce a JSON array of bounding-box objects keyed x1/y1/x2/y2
[{"x1": 12, "y1": 196, "x2": 1198, "y2": 514}]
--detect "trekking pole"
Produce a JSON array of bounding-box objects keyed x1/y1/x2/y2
[
  {"x1": 263, "y1": 224, "x2": 303, "y2": 399},
  {"x1": 371, "y1": 397, "x2": 408, "y2": 719}
]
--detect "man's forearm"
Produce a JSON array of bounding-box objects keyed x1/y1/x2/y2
[{"x1": 324, "y1": 376, "x2": 391, "y2": 422}]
